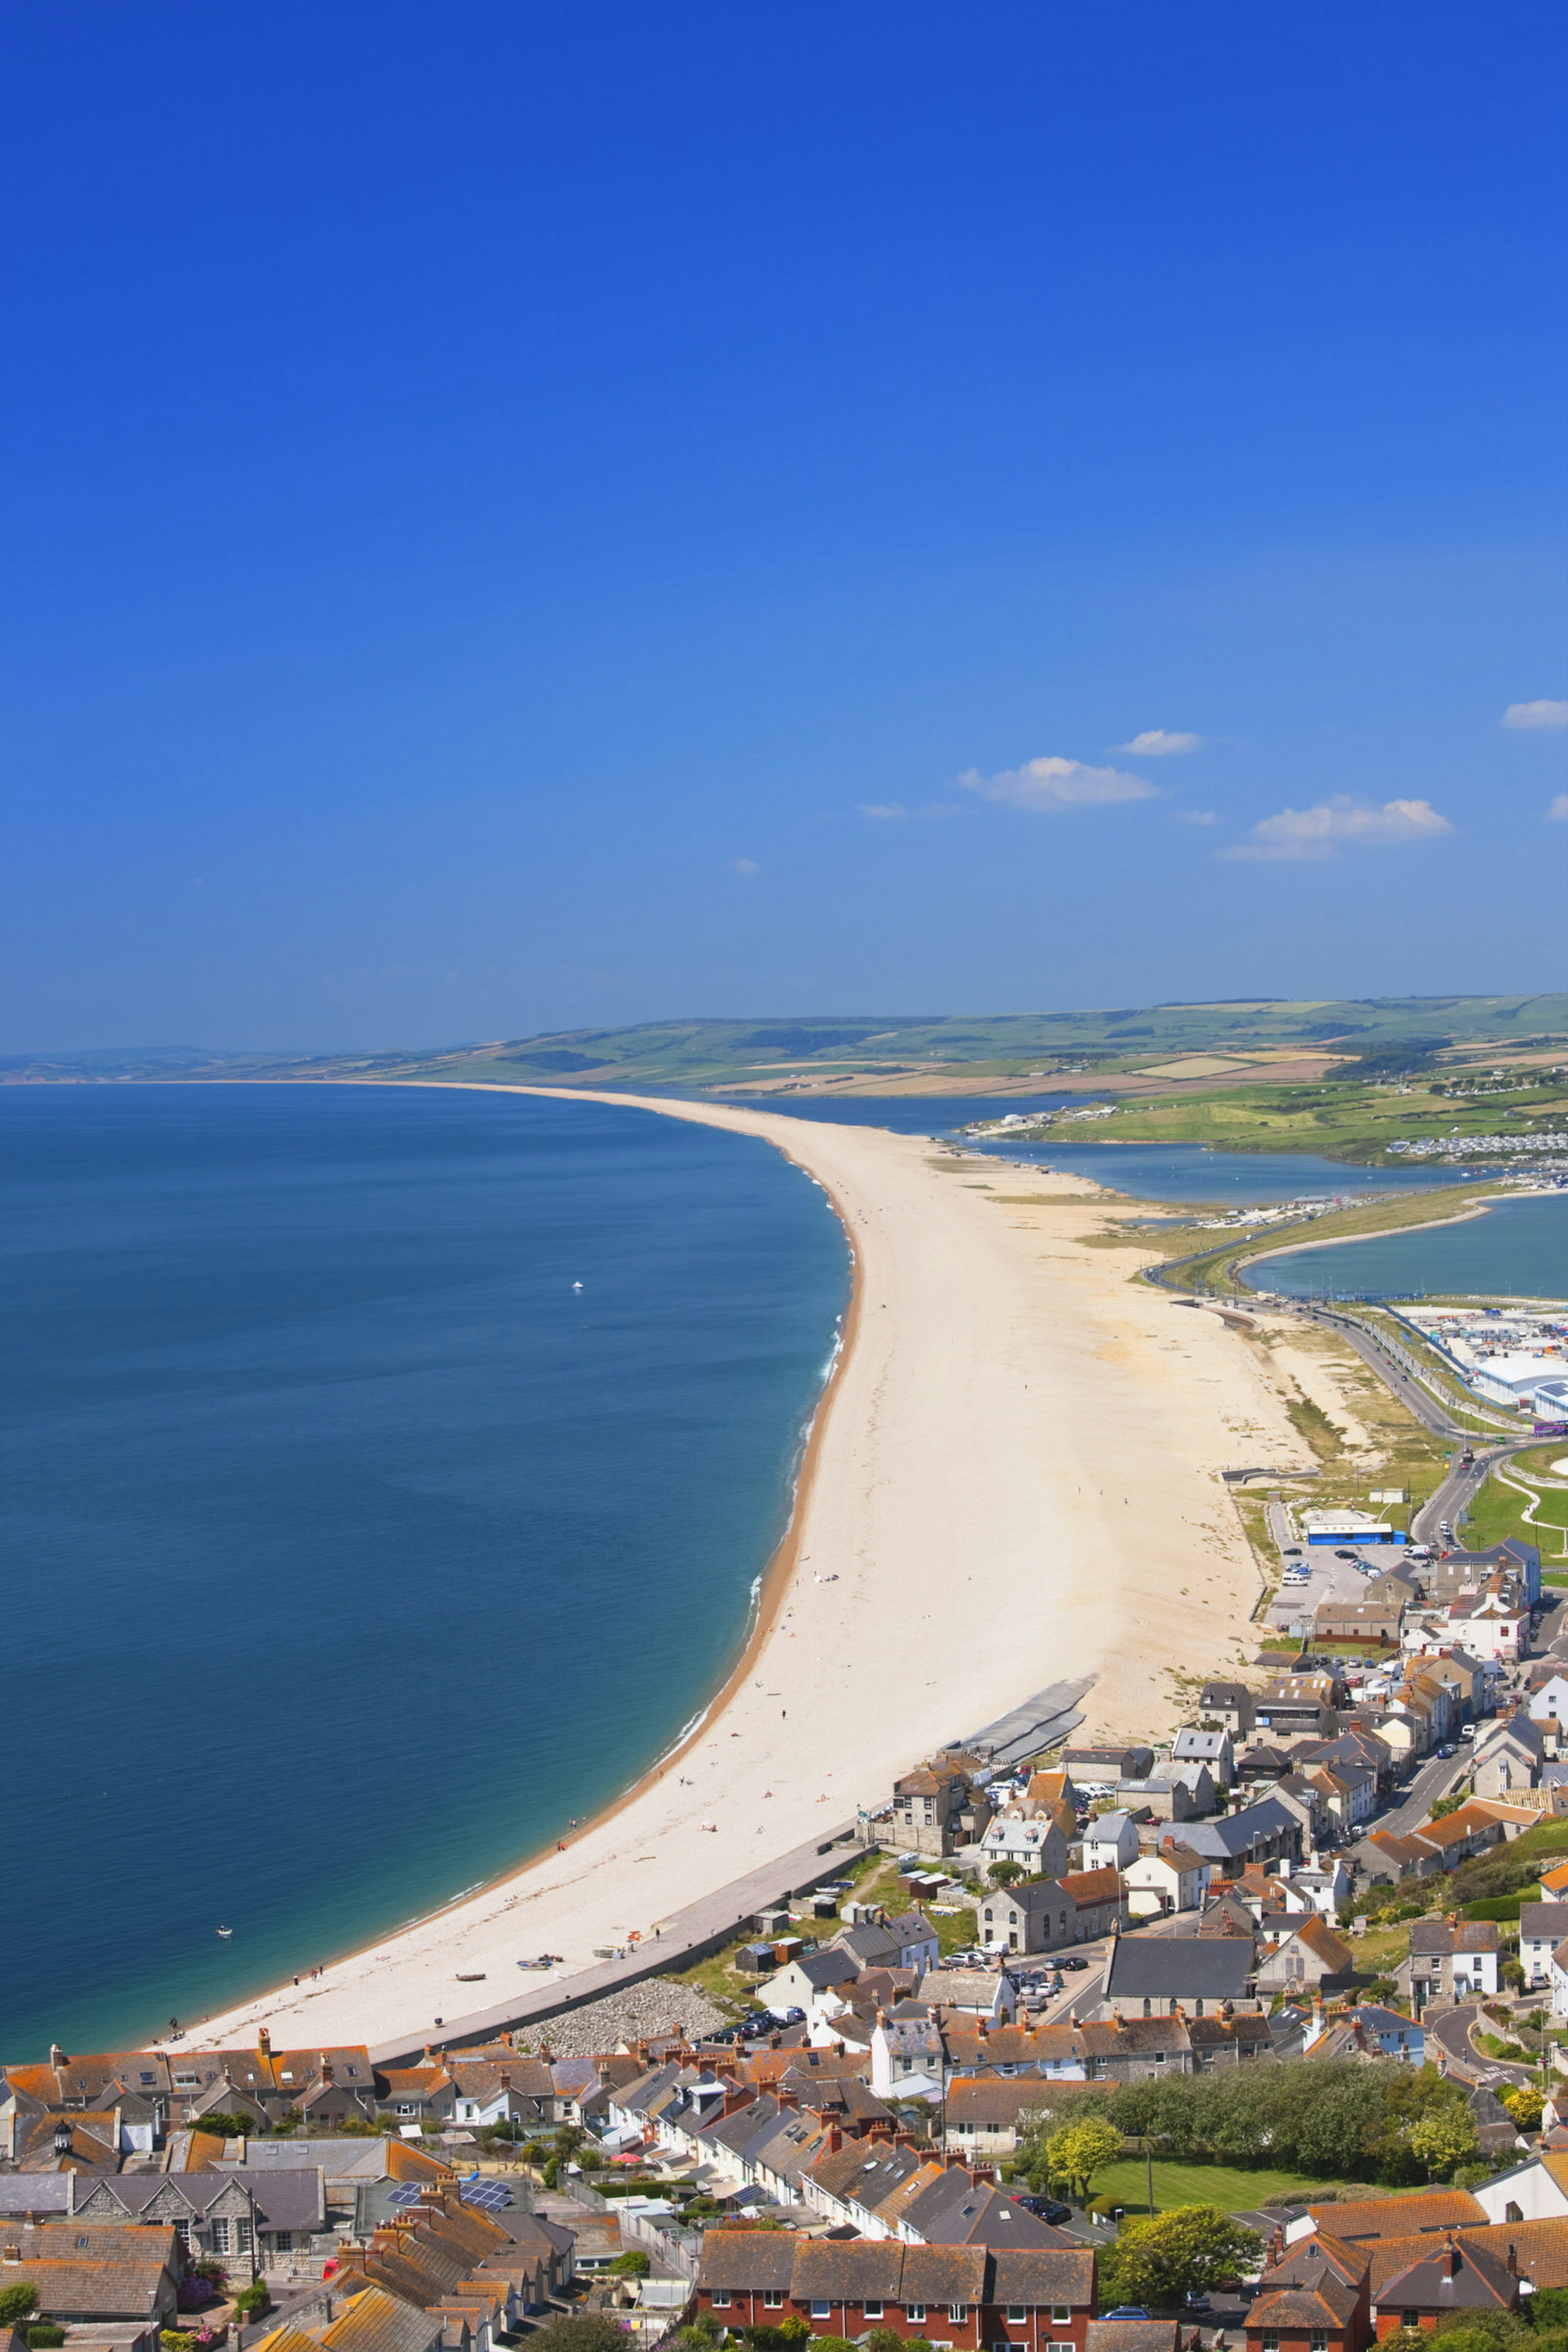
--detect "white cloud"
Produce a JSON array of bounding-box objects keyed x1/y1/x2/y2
[
  {"x1": 958, "y1": 755, "x2": 1160, "y2": 812},
  {"x1": 1111, "y1": 729, "x2": 1203, "y2": 756},
  {"x1": 1174, "y1": 808, "x2": 1217, "y2": 826},
  {"x1": 861, "y1": 803, "x2": 909, "y2": 820},
  {"x1": 1503, "y1": 699, "x2": 1568, "y2": 731},
  {"x1": 1548, "y1": 794, "x2": 1568, "y2": 823},
  {"x1": 732, "y1": 857, "x2": 760, "y2": 875},
  {"x1": 1222, "y1": 794, "x2": 1453, "y2": 863}
]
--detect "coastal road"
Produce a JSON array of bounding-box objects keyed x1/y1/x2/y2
[{"x1": 1412, "y1": 1437, "x2": 1548, "y2": 1547}]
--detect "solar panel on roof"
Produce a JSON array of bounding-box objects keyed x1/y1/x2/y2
[
  {"x1": 461, "y1": 2182, "x2": 512, "y2": 2209},
  {"x1": 388, "y1": 2185, "x2": 423, "y2": 2207}
]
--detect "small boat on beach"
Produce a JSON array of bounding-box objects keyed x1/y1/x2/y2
[{"x1": 454, "y1": 1971, "x2": 486, "y2": 1982}]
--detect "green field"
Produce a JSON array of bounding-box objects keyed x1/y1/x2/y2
[
  {"x1": 1080, "y1": 1070, "x2": 1568, "y2": 1167},
  {"x1": 1083, "y1": 2158, "x2": 1348, "y2": 2218}
]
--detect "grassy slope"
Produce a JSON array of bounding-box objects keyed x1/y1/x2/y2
[{"x1": 9, "y1": 997, "x2": 1567, "y2": 1094}]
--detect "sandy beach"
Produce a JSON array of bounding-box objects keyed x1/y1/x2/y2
[{"x1": 175, "y1": 1086, "x2": 1307, "y2": 2054}]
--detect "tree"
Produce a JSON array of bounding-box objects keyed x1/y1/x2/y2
[
  {"x1": 1408, "y1": 2108, "x2": 1481, "y2": 2182},
  {"x1": 609, "y1": 2252, "x2": 650, "y2": 2278},
  {"x1": 1043, "y1": 2116, "x2": 1124, "y2": 2203},
  {"x1": 0, "y1": 2287, "x2": 38, "y2": 2329},
  {"x1": 989, "y1": 1861, "x2": 1025, "y2": 1888},
  {"x1": 1501, "y1": 2085, "x2": 1544, "y2": 2130},
  {"x1": 529, "y1": 2319, "x2": 634, "y2": 2352},
  {"x1": 25, "y1": 2328, "x2": 65, "y2": 2349},
  {"x1": 1106, "y1": 2207, "x2": 1263, "y2": 2310}
]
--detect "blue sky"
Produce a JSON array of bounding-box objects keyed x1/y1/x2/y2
[{"x1": 3, "y1": 2, "x2": 1565, "y2": 1050}]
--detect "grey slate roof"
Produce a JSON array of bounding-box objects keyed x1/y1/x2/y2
[
  {"x1": 1181, "y1": 1796, "x2": 1296, "y2": 1860},
  {"x1": 1103, "y1": 1936, "x2": 1254, "y2": 2002}
]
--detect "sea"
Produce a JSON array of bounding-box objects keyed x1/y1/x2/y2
[{"x1": 0, "y1": 1083, "x2": 849, "y2": 2054}]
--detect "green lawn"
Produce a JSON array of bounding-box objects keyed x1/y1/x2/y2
[
  {"x1": 1463, "y1": 1466, "x2": 1568, "y2": 1559},
  {"x1": 1082, "y1": 2159, "x2": 1338, "y2": 2218}
]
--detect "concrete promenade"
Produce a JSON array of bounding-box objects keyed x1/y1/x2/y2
[{"x1": 371, "y1": 1821, "x2": 861, "y2": 2065}]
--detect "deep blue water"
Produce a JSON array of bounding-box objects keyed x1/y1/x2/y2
[
  {"x1": 1256, "y1": 1191, "x2": 1568, "y2": 1301},
  {"x1": 730, "y1": 1092, "x2": 1471, "y2": 1206},
  {"x1": 0, "y1": 1085, "x2": 848, "y2": 2055}
]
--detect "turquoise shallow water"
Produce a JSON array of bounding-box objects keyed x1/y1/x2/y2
[
  {"x1": 1254, "y1": 1190, "x2": 1568, "y2": 1301},
  {"x1": 0, "y1": 1085, "x2": 849, "y2": 2055}
]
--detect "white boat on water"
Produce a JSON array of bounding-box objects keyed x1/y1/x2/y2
[{"x1": 216, "y1": 1926, "x2": 233, "y2": 1938}]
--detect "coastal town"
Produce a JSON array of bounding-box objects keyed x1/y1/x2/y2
[{"x1": 14, "y1": 1507, "x2": 1568, "y2": 2352}]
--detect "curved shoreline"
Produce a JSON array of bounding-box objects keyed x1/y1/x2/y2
[
  {"x1": 1240, "y1": 1186, "x2": 1566, "y2": 1281},
  {"x1": 173, "y1": 1080, "x2": 1307, "y2": 2055},
  {"x1": 145, "y1": 1082, "x2": 862, "y2": 2041}
]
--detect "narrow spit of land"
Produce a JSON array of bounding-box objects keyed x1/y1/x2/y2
[{"x1": 176, "y1": 1086, "x2": 1306, "y2": 2053}]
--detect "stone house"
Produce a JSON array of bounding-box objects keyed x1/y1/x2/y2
[
  {"x1": 1200, "y1": 1681, "x2": 1256, "y2": 1737},
  {"x1": 1173, "y1": 1727, "x2": 1235, "y2": 1786},
  {"x1": 892, "y1": 1764, "x2": 993, "y2": 1858},
  {"x1": 977, "y1": 1877, "x2": 1076, "y2": 1956},
  {"x1": 1099, "y1": 1934, "x2": 1258, "y2": 2020},
  {"x1": 1256, "y1": 1914, "x2": 1357, "y2": 1996},
  {"x1": 1080, "y1": 1812, "x2": 1140, "y2": 1871},
  {"x1": 980, "y1": 1813, "x2": 1071, "y2": 1878}
]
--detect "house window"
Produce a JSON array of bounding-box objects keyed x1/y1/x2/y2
[
  {"x1": 906, "y1": 2307, "x2": 927, "y2": 2325},
  {"x1": 210, "y1": 2220, "x2": 231, "y2": 2254},
  {"x1": 236, "y1": 2221, "x2": 252, "y2": 2254},
  {"x1": 1051, "y1": 2310, "x2": 1070, "y2": 2324},
  {"x1": 1154, "y1": 2051, "x2": 1166, "y2": 2066},
  {"x1": 811, "y1": 2304, "x2": 831, "y2": 2321},
  {"x1": 949, "y1": 2307, "x2": 969, "y2": 2325},
  {"x1": 1402, "y1": 2316, "x2": 1420, "y2": 2331},
  {"x1": 1007, "y1": 2307, "x2": 1028, "y2": 2323},
  {"x1": 865, "y1": 2305, "x2": 884, "y2": 2321},
  {"x1": 1143, "y1": 1998, "x2": 1152, "y2": 2018},
  {"x1": 1311, "y1": 2334, "x2": 1328, "y2": 2352},
  {"x1": 274, "y1": 2234, "x2": 293, "y2": 2255},
  {"x1": 1194, "y1": 2000, "x2": 1204, "y2": 2017},
  {"x1": 710, "y1": 2294, "x2": 731, "y2": 2310},
  {"x1": 763, "y1": 2294, "x2": 783, "y2": 2310},
  {"x1": 1262, "y1": 2334, "x2": 1279, "y2": 2352}
]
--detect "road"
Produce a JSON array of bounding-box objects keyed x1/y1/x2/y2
[{"x1": 1425, "y1": 2000, "x2": 1537, "y2": 2090}]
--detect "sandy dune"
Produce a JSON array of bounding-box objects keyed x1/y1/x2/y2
[{"x1": 177, "y1": 1088, "x2": 1304, "y2": 2054}]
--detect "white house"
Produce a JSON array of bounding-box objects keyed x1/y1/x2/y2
[
  {"x1": 1286, "y1": 1854, "x2": 1353, "y2": 1919},
  {"x1": 979, "y1": 1812, "x2": 1070, "y2": 1877},
  {"x1": 1530, "y1": 1675, "x2": 1568, "y2": 1754},
  {"x1": 1080, "y1": 1811, "x2": 1139, "y2": 1872},
  {"x1": 1446, "y1": 1590, "x2": 1529, "y2": 1663},
  {"x1": 1519, "y1": 1903, "x2": 1568, "y2": 1991},
  {"x1": 1123, "y1": 1842, "x2": 1210, "y2": 1920},
  {"x1": 1473, "y1": 2154, "x2": 1568, "y2": 2225}
]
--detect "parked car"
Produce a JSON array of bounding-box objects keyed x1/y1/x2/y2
[
  {"x1": 1013, "y1": 2194, "x2": 1073, "y2": 2224},
  {"x1": 1061, "y1": 1956, "x2": 1089, "y2": 1971},
  {"x1": 1105, "y1": 2310, "x2": 1150, "y2": 2322},
  {"x1": 1437, "y1": 1744, "x2": 1456, "y2": 1758}
]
